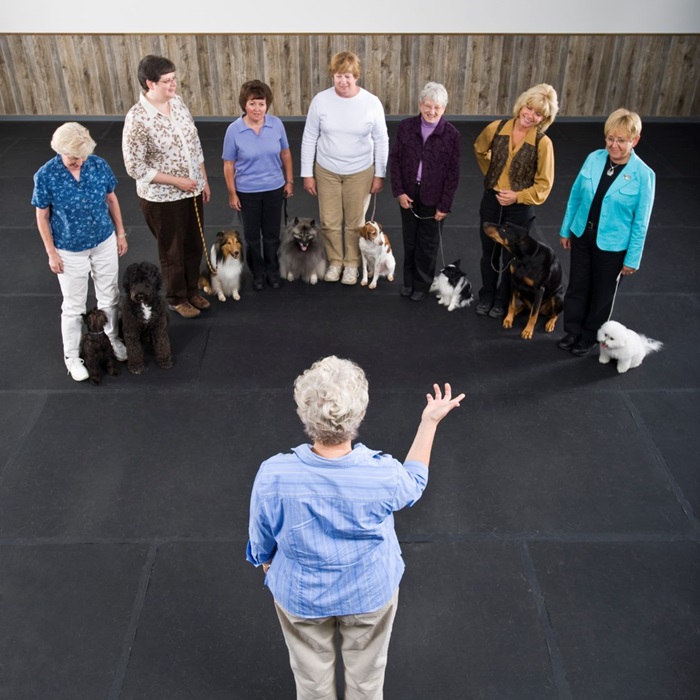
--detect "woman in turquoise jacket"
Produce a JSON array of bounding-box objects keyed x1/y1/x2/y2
[{"x1": 558, "y1": 108, "x2": 655, "y2": 356}]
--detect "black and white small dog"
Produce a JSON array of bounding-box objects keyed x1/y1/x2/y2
[{"x1": 429, "y1": 260, "x2": 473, "y2": 311}]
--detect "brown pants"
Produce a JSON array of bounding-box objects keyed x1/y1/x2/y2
[{"x1": 139, "y1": 195, "x2": 204, "y2": 305}]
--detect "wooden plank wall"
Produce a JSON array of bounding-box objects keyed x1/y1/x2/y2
[{"x1": 0, "y1": 34, "x2": 698, "y2": 118}]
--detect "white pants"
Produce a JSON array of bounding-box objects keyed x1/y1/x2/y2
[
  {"x1": 274, "y1": 589, "x2": 399, "y2": 700},
  {"x1": 56, "y1": 233, "x2": 120, "y2": 359}
]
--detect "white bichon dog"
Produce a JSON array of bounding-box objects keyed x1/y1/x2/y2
[{"x1": 597, "y1": 320, "x2": 663, "y2": 373}]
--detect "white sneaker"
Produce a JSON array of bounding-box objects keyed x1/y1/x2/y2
[
  {"x1": 65, "y1": 357, "x2": 89, "y2": 382},
  {"x1": 324, "y1": 265, "x2": 342, "y2": 283},
  {"x1": 111, "y1": 338, "x2": 128, "y2": 362},
  {"x1": 341, "y1": 267, "x2": 358, "y2": 285}
]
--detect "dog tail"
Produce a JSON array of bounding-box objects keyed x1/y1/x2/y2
[{"x1": 641, "y1": 336, "x2": 664, "y2": 354}]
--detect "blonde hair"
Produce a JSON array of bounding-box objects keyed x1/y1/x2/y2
[
  {"x1": 50, "y1": 122, "x2": 96, "y2": 158},
  {"x1": 605, "y1": 108, "x2": 643, "y2": 140},
  {"x1": 294, "y1": 356, "x2": 369, "y2": 445},
  {"x1": 329, "y1": 51, "x2": 361, "y2": 79},
  {"x1": 512, "y1": 83, "x2": 559, "y2": 133}
]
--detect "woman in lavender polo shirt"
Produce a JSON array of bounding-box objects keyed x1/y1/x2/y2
[
  {"x1": 223, "y1": 80, "x2": 294, "y2": 290},
  {"x1": 389, "y1": 82, "x2": 461, "y2": 302}
]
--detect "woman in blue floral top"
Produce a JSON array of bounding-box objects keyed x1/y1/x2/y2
[{"x1": 32, "y1": 122, "x2": 128, "y2": 382}]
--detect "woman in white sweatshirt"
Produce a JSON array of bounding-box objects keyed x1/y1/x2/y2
[{"x1": 301, "y1": 51, "x2": 389, "y2": 285}]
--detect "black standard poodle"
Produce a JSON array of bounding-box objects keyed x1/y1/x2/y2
[{"x1": 120, "y1": 261, "x2": 173, "y2": 374}]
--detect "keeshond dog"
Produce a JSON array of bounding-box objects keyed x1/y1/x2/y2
[{"x1": 278, "y1": 217, "x2": 328, "y2": 284}]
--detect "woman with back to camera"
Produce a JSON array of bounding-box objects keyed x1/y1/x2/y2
[
  {"x1": 473, "y1": 83, "x2": 559, "y2": 318},
  {"x1": 557, "y1": 108, "x2": 655, "y2": 357},
  {"x1": 247, "y1": 355, "x2": 465, "y2": 699},
  {"x1": 301, "y1": 51, "x2": 389, "y2": 285},
  {"x1": 223, "y1": 79, "x2": 294, "y2": 290},
  {"x1": 390, "y1": 81, "x2": 461, "y2": 301},
  {"x1": 32, "y1": 122, "x2": 128, "y2": 381},
  {"x1": 122, "y1": 54, "x2": 211, "y2": 319}
]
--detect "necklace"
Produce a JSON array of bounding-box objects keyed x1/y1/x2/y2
[{"x1": 607, "y1": 159, "x2": 621, "y2": 177}]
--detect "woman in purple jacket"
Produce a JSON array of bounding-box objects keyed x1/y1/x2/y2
[{"x1": 389, "y1": 82, "x2": 461, "y2": 301}]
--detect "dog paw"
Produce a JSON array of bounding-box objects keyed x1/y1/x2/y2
[
  {"x1": 503, "y1": 318, "x2": 514, "y2": 329},
  {"x1": 388, "y1": 275, "x2": 394, "y2": 282},
  {"x1": 286, "y1": 273, "x2": 295, "y2": 282},
  {"x1": 108, "y1": 368, "x2": 121, "y2": 377},
  {"x1": 157, "y1": 358, "x2": 173, "y2": 369},
  {"x1": 520, "y1": 329, "x2": 534, "y2": 340},
  {"x1": 369, "y1": 282, "x2": 377, "y2": 290},
  {"x1": 89, "y1": 377, "x2": 102, "y2": 385},
  {"x1": 128, "y1": 364, "x2": 145, "y2": 375},
  {"x1": 361, "y1": 280, "x2": 368, "y2": 286},
  {"x1": 309, "y1": 275, "x2": 318, "y2": 285},
  {"x1": 599, "y1": 355, "x2": 610, "y2": 364},
  {"x1": 217, "y1": 293, "x2": 226, "y2": 302}
]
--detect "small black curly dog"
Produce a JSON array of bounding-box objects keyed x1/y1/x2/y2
[
  {"x1": 79, "y1": 307, "x2": 121, "y2": 385},
  {"x1": 120, "y1": 261, "x2": 173, "y2": 375}
]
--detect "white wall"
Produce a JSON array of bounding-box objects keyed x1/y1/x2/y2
[{"x1": 3, "y1": 0, "x2": 699, "y2": 33}]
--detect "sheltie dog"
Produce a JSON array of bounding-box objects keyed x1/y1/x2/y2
[{"x1": 199, "y1": 230, "x2": 244, "y2": 301}]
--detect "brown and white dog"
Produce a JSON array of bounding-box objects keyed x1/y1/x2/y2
[
  {"x1": 358, "y1": 221, "x2": 396, "y2": 289},
  {"x1": 199, "y1": 230, "x2": 244, "y2": 302}
]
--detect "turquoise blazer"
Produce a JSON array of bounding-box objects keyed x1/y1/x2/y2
[{"x1": 559, "y1": 149, "x2": 655, "y2": 269}]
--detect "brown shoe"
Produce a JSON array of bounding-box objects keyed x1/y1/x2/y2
[
  {"x1": 168, "y1": 301, "x2": 200, "y2": 318},
  {"x1": 189, "y1": 294, "x2": 211, "y2": 310}
]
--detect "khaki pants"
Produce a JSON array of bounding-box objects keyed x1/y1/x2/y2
[
  {"x1": 274, "y1": 589, "x2": 399, "y2": 700},
  {"x1": 315, "y1": 163, "x2": 374, "y2": 269}
]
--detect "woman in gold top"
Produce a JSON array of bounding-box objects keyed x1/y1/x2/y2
[{"x1": 473, "y1": 83, "x2": 559, "y2": 318}]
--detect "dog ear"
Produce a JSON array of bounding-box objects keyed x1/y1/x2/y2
[
  {"x1": 309, "y1": 219, "x2": 316, "y2": 227},
  {"x1": 294, "y1": 217, "x2": 300, "y2": 225}
]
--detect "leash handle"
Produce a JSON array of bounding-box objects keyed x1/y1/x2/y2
[{"x1": 194, "y1": 195, "x2": 217, "y2": 275}]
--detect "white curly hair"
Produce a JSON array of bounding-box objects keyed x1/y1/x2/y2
[{"x1": 294, "y1": 356, "x2": 369, "y2": 445}]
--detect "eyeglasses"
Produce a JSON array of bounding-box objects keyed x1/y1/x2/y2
[
  {"x1": 605, "y1": 136, "x2": 631, "y2": 146},
  {"x1": 158, "y1": 77, "x2": 177, "y2": 86}
]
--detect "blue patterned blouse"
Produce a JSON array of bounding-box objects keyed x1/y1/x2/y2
[{"x1": 32, "y1": 154, "x2": 118, "y2": 252}]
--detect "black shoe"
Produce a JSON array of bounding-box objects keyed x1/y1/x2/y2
[
  {"x1": 557, "y1": 333, "x2": 579, "y2": 351},
  {"x1": 410, "y1": 291, "x2": 427, "y2": 302},
  {"x1": 488, "y1": 303, "x2": 506, "y2": 318},
  {"x1": 571, "y1": 340, "x2": 597, "y2": 357},
  {"x1": 268, "y1": 276, "x2": 281, "y2": 289},
  {"x1": 476, "y1": 300, "x2": 493, "y2": 316},
  {"x1": 400, "y1": 286, "x2": 413, "y2": 297},
  {"x1": 253, "y1": 279, "x2": 264, "y2": 291}
]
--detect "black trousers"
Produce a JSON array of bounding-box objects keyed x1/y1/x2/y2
[
  {"x1": 563, "y1": 225, "x2": 626, "y2": 343},
  {"x1": 478, "y1": 189, "x2": 535, "y2": 305},
  {"x1": 238, "y1": 187, "x2": 285, "y2": 282},
  {"x1": 399, "y1": 184, "x2": 441, "y2": 294}
]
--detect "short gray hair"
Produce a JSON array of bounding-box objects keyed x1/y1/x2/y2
[
  {"x1": 50, "y1": 122, "x2": 96, "y2": 158},
  {"x1": 419, "y1": 82, "x2": 448, "y2": 108},
  {"x1": 294, "y1": 356, "x2": 369, "y2": 446}
]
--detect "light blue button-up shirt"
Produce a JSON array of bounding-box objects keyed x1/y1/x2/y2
[{"x1": 247, "y1": 443, "x2": 429, "y2": 618}]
